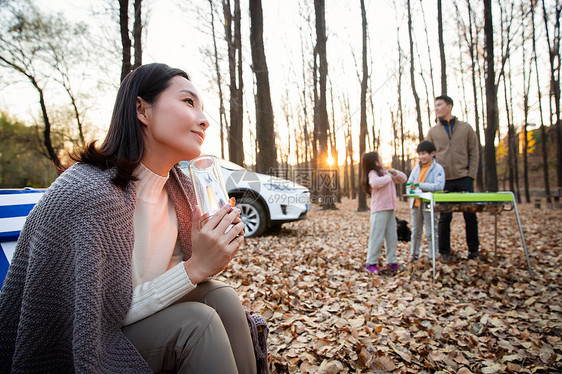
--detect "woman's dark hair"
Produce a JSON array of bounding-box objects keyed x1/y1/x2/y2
[
  {"x1": 416, "y1": 140, "x2": 436, "y2": 153},
  {"x1": 72, "y1": 63, "x2": 190, "y2": 189},
  {"x1": 361, "y1": 152, "x2": 383, "y2": 195}
]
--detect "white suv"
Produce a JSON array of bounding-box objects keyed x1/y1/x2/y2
[{"x1": 179, "y1": 160, "x2": 310, "y2": 237}]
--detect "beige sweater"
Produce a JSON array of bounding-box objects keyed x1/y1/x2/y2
[{"x1": 123, "y1": 164, "x2": 196, "y2": 326}]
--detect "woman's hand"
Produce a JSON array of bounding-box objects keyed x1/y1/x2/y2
[{"x1": 184, "y1": 202, "x2": 245, "y2": 284}]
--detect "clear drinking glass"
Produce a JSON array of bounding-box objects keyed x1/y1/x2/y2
[{"x1": 188, "y1": 155, "x2": 232, "y2": 226}]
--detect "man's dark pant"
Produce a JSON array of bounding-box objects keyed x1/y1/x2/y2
[{"x1": 438, "y1": 177, "x2": 479, "y2": 256}]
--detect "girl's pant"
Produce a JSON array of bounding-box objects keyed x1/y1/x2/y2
[
  {"x1": 410, "y1": 208, "x2": 438, "y2": 260},
  {"x1": 122, "y1": 280, "x2": 256, "y2": 374},
  {"x1": 366, "y1": 210, "x2": 398, "y2": 265}
]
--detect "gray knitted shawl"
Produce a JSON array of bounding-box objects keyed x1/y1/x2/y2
[{"x1": 0, "y1": 163, "x2": 195, "y2": 373}]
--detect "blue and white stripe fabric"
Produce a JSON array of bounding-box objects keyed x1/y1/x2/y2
[{"x1": 0, "y1": 189, "x2": 45, "y2": 285}]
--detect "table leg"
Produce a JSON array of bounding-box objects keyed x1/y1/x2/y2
[
  {"x1": 494, "y1": 212, "x2": 498, "y2": 260},
  {"x1": 430, "y1": 197, "x2": 436, "y2": 281},
  {"x1": 510, "y1": 193, "x2": 534, "y2": 277}
]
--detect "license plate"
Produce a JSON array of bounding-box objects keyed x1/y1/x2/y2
[{"x1": 306, "y1": 203, "x2": 311, "y2": 211}]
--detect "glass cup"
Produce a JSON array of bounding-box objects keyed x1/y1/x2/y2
[{"x1": 188, "y1": 155, "x2": 234, "y2": 228}]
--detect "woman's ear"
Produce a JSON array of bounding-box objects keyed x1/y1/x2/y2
[{"x1": 137, "y1": 97, "x2": 150, "y2": 126}]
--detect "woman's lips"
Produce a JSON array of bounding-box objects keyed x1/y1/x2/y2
[{"x1": 192, "y1": 131, "x2": 205, "y2": 143}]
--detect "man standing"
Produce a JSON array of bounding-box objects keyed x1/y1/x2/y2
[{"x1": 426, "y1": 95, "x2": 480, "y2": 261}]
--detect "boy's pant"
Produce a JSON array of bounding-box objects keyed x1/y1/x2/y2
[
  {"x1": 366, "y1": 210, "x2": 397, "y2": 265},
  {"x1": 122, "y1": 280, "x2": 256, "y2": 374},
  {"x1": 410, "y1": 207, "x2": 438, "y2": 260}
]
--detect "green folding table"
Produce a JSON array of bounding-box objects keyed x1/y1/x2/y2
[{"x1": 407, "y1": 191, "x2": 533, "y2": 280}]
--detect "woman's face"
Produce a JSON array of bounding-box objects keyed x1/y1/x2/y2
[{"x1": 139, "y1": 76, "x2": 209, "y2": 174}]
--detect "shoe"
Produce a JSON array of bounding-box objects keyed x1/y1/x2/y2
[
  {"x1": 468, "y1": 251, "x2": 480, "y2": 260},
  {"x1": 441, "y1": 253, "x2": 453, "y2": 263},
  {"x1": 365, "y1": 264, "x2": 381, "y2": 274},
  {"x1": 385, "y1": 263, "x2": 399, "y2": 272},
  {"x1": 411, "y1": 256, "x2": 419, "y2": 263}
]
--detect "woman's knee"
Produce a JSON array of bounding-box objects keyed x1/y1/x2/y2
[
  {"x1": 172, "y1": 302, "x2": 225, "y2": 348},
  {"x1": 197, "y1": 280, "x2": 241, "y2": 307}
]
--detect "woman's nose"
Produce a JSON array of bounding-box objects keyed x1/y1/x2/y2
[{"x1": 199, "y1": 113, "x2": 210, "y2": 130}]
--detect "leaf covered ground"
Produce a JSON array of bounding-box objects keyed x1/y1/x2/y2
[{"x1": 218, "y1": 198, "x2": 562, "y2": 373}]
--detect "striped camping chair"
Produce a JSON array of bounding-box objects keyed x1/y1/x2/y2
[{"x1": 0, "y1": 189, "x2": 45, "y2": 285}]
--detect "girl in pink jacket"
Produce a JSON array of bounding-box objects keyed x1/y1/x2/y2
[{"x1": 361, "y1": 152, "x2": 407, "y2": 274}]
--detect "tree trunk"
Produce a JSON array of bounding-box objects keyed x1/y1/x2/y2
[
  {"x1": 438, "y1": 0, "x2": 447, "y2": 94},
  {"x1": 407, "y1": 0, "x2": 424, "y2": 141},
  {"x1": 32, "y1": 79, "x2": 61, "y2": 170},
  {"x1": 119, "y1": 0, "x2": 131, "y2": 82},
  {"x1": 299, "y1": 29, "x2": 310, "y2": 169},
  {"x1": 499, "y1": 2, "x2": 515, "y2": 196},
  {"x1": 314, "y1": 0, "x2": 336, "y2": 209},
  {"x1": 357, "y1": 0, "x2": 368, "y2": 211},
  {"x1": 342, "y1": 103, "x2": 350, "y2": 198},
  {"x1": 396, "y1": 27, "x2": 404, "y2": 170},
  {"x1": 484, "y1": 0, "x2": 498, "y2": 191},
  {"x1": 209, "y1": 0, "x2": 227, "y2": 159},
  {"x1": 346, "y1": 97, "x2": 357, "y2": 200},
  {"x1": 132, "y1": 0, "x2": 142, "y2": 69},
  {"x1": 503, "y1": 75, "x2": 515, "y2": 194},
  {"x1": 249, "y1": 0, "x2": 276, "y2": 174},
  {"x1": 329, "y1": 83, "x2": 341, "y2": 203},
  {"x1": 467, "y1": 0, "x2": 484, "y2": 192},
  {"x1": 532, "y1": 3, "x2": 552, "y2": 202},
  {"x1": 419, "y1": 0, "x2": 436, "y2": 103},
  {"x1": 522, "y1": 2, "x2": 532, "y2": 203},
  {"x1": 542, "y1": 0, "x2": 562, "y2": 194},
  {"x1": 224, "y1": 0, "x2": 244, "y2": 166},
  {"x1": 349, "y1": 127, "x2": 356, "y2": 200}
]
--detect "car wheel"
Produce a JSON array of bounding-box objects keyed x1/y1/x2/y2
[{"x1": 236, "y1": 197, "x2": 267, "y2": 238}]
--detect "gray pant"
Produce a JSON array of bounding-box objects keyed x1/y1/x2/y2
[
  {"x1": 366, "y1": 210, "x2": 398, "y2": 265},
  {"x1": 410, "y1": 207, "x2": 438, "y2": 260},
  {"x1": 122, "y1": 280, "x2": 256, "y2": 374}
]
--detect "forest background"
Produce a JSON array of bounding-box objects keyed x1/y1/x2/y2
[{"x1": 0, "y1": 0, "x2": 561, "y2": 208}]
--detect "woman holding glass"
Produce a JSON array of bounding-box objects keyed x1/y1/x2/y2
[{"x1": 0, "y1": 63, "x2": 256, "y2": 373}]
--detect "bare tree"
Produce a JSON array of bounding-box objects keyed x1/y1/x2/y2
[
  {"x1": 223, "y1": 0, "x2": 244, "y2": 166},
  {"x1": 118, "y1": 0, "x2": 131, "y2": 81},
  {"x1": 532, "y1": 2, "x2": 552, "y2": 202},
  {"x1": 342, "y1": 94, "x2": 356, "y2": 199},
  {"x1": 0, "y1": 3, "x2": 95, "y2": 170},
  {"x1": 313, "y1": 0, "x2": 336, "y2": 209},
  {"x1": 522, "y1": 2, "x2": 532, "y2": 203},
  {"x1": 466, "y1": 0, "x2": 484, "y2": 191},
  {"x1": 541, "y1": 0, "x2": 561, "y2": 195},
  {"x1": 407, "y1": 0, "x2": 424, "y2": 140},
  {"x1": 132, "y1": 0, "x2": 142, "y2": 69},
  {"x1": 419, "y1": 0, "x2": 436, "y2": 103},
  {"x1": 484, "y1": 0, "x2": 498, "y2": 191},
  {"x1": 498, "y1": 0, "x2": 518, "y2": 198},
  {"x1": 357, "y1": 0, "x2": 369, "y2": 211},
  {"x1": 208, "y1": 0, "x2": 227, "y2": 158},
  {"x1": 395, "y1": 24, "x2": 406, "y2": 175},
  {"x1": 438, "y1": 0, "x2": 447, "y2": 94},
  {"x1": 118, "y1": 0, "x2": 142, "y2": 81},
  {"x1": 249, "y1": 0, "x2": 276, "y2": 174}
]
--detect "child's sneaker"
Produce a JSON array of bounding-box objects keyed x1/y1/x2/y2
[
  {"x1": 385, "y1": 263, "x2": 400, "y2": 272},
  {"x1": 365, "y1": 264, "x2": 381, "y2": 274}
]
